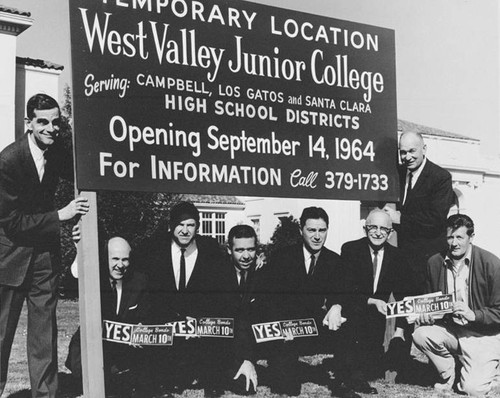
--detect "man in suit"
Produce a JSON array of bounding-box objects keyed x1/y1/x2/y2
[
  {"x1": 66, "y1": 236, "x2": 149, "y2": 395},
  {"x1": 341, "y1": 209, "x2": 413, "y2": 394},
  {"x1": 0, "y1": 93, "x2": 89, "y2": 398},
  {"x1": 266, "y1": 207, "x2": 358, "y2": 398},
  {"x1": 225, "y1": 224, "x2": 263, "y2": 395},
  {"x1": 384, "y1": 131, "x2": 454, "y2": 292},
  {"x1": 136, "y1": 201, "x2": 231, "y2": 397},
  {"x1": 413, "y1": 214, "x2": 500, "y2": 396}
]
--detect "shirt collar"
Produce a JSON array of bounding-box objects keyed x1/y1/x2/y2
[
  {"x1": 28, "y1": 132, "x2": 46, "y2": 161},
  {"x1": 303, "y1": 245, "x2": 320, "y2": 260},
  {"x1": 172, "y1": 239, "x2": 197, "y2": 256},
  {"x1": 408, "y1": 156, "x2": 427, "y2": 181},
  {"x1": 444, "y1": 245, "x2": 473, "y2": 269}
]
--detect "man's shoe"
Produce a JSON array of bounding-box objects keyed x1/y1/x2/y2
[
  {"x1": 329, "y1": 380, "x2": 361, "y2": 398},
  {"x1": 434, "y1": 374, "x2": 455, "y2": 391},
  {"x1": 350, "y1": 379, "x2": 378, "y2": 394}
]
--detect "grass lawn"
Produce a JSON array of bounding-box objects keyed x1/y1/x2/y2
[{"x1": 3, "y1": 300, "x2": 498, "y2": 397}]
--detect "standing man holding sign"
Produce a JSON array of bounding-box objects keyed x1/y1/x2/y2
[
  {"x1": 0, "y1": 93, "x2": 89, "y2": 398},
  {"x1": 384, "y1": 132, "x2": 454, "y2": 293},
  {"x1": 413, "y1": 214, "x2": 500, "y2": 396}
]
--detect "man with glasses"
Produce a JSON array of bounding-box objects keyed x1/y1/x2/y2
[{"x1": 341, "y1": 209, "x2": 413, "y2": 394}]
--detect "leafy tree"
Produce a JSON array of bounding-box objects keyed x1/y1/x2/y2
[{"x1": 266, "y1": 215, "x2": 302, "y2": 256}]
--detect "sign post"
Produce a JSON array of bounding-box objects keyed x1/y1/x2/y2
[{"x1": 76, "y1": 191, "x2": 105, "y2": 398}]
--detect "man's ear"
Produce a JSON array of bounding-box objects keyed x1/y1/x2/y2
[{"x1": 24, "y1": 117, "x2": 31, "y2": 128}]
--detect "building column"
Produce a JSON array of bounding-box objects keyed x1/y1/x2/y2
[{"x1": 0, "y1": 9, "x2": 32, "y2": 151}]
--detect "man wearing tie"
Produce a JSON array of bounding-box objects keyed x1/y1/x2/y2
[
  {"x1": 341, "y1": 209, "x2": 413, "y2": 394},
  {"x1": 224, "y1": 224, "x2": 263, "y2": 395},
  {"x1": 0, "y1": 94, "x2": 89, "y2": 398},
  {"x1": 413, "y1": 214, "x2": 500, "y2": 396},
  {"x1": 265, "y1": 207, "x2": 357, "y2": 398},
  {"x1": 384, "y1": 131, "x2": 454, "y2": 292},
  {"x1": 136, "y1": 201, "x2": 230, "y2": 397},
  {"x1": 65, "y1": 236, "x2": 149, "y2": 395}
]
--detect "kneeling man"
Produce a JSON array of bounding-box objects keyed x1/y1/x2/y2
[{"x1": 413, "y1": 214, "x2": 500, "y2": 396}]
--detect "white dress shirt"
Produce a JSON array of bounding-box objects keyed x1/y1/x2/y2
[
  {"x1": 370, "y1": 246, "x2": 385, "y2": 294},
  {"x1": 302, "y1": 246, "x2": 319, "y2": 274},
  {"x1": 171, "y1": 240, "x2": 198, "y2": 289},
  {"x1": 28, "y1": 133, "x2": 46, "y2": 182}
]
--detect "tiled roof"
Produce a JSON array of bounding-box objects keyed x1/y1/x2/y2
[
  {"x1": 0, "y1": 5, "x2": 30, "y2": 17},
  {"x1": 398, "y1": 119, "x2": 478, "y2": 142},
  {"x1": 17, "y1": 57, "x2": 64, "y2": 71},
  {"x1": 179, "y1": 194, "x2": 244, "y2": 206}
]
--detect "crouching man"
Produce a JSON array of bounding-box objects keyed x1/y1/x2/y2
[{"x1": 413, "y1": 214, "x2": 500, "y2": 396}]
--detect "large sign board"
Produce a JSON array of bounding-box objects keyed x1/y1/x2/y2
[{"x1": 69, "y1": 0, "x2": 398, "y2": 200}]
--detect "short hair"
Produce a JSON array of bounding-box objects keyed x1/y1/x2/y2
[
  {"x1": 228, "y1": 225, "x2": 257, "y2": 248},
  {"x1": 169, "y1": 201, "x2": 200, "y2": 230},
  {"x1": 299, "y1": 207, "x2": 329, "y2": 228},
  {"x1": 26, "y1": 93, "x2": 60, "y2": 120},
  {"x1": 447, "y1": 213, "x2": 474, "y2": 236}
]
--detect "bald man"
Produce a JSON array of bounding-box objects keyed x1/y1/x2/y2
[
  {"x1": 384, "y1": 132, "x2": 454, "y2": 292},
  {"x1": 341, "y1": 210, "x2": 413, "y2": 394},
  {"x1": 66, "y1": 237, "x2": 149, "y2": 394}
]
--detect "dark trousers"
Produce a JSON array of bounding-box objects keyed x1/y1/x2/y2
[{"x1": 0, "y1": 251, "x2": 58, "y2": 398}]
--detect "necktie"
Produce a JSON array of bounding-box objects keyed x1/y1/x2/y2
[
  {"x1": 308, "y1": 254, "x2": 316, "y2": 277},
  {"x1": 239, "y1": 270, "x2": 247, "y2": 294},
  {"x1": 111, "y1": 280, "x2": 118, "y2": 315},
  {"x1": 404, "y1": 171, "x2": 413, "y2": 205},
  {"x1": 372, "y1": 250, "x2": 379, "y2": 278},
  {"x1": 179, "y1": 248, "x2": 186, "y2": 291}
]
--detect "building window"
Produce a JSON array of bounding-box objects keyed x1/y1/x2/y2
[
  {"x1": 200, "y1": 212, "x2": 226, "y2": 244},
  {"x1": 251, "y1": 218, "x2": 261, "y2": 240}
]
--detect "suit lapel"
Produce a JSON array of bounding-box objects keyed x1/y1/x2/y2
[
  {"x1": 404, "y1": 160, "x2": 430, "y2": 208},
  {"x1": 164, "y1": 238, "x2": 177, "y2": 291},
  {"x1": 20, "y1": 134, "x2": 41, "y2": 187},
  {"x1": 378, "y1": 245, "x2": 392, "y2": 287}
]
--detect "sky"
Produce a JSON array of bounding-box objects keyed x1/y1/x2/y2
[{"x1": 4, "y1": 0, "x2": 499, "y2": 154}]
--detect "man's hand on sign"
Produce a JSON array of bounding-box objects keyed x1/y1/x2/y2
[
  {"x1": 322, "y1": 304, "x2": 346, "y2": 331},
  {"x1": 367, "y1": 298, "x2": 387, "y2": 316},
  {"x1": 453, "y1": 301, "x2": 475, "y2": 322},
  {"x1": 71, "y1": 224, "x2": 81, "y2": 246},
  {"x1": 234, "y1": 360, "x2": 258, "y2": 392},
  {"x1": 58, "y1": 196, "x2": 89, "y2": 221},
  {"x1": 415, "y1": 312, "x2": 435, "y2": 326},
  {"x1": 282, "y1": 328, "x2": 294, "y2": 342}
]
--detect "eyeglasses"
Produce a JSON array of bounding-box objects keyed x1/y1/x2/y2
[{"x1": 365, "y1": 225, "x2": 392, "y2": 235}]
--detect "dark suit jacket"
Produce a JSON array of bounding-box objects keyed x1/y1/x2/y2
[
  {"x1": 135, "y1": 228, "x2": 232, "y2": 324},
  {"x1": 341, "y1": 237, "x2": 412, "y2": 336},
  {"x1": 101, "y1": 270, "x2": 149, "y2": 324},
  {"x1": 227, "y1": 263, "x2": 268, "y2": 363},
  {"x1": 396, "y1": 159, "x2": 454, "y2": 258},
  {"x1": 0, "y1": 133, "x2": 72, "y2": 286},
  {"x1": 267, "y1": 243, "x2": 346, "y2": 322},
  {"x1": 66, "y1": 270, "x2": 149, "y2": 376}
]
